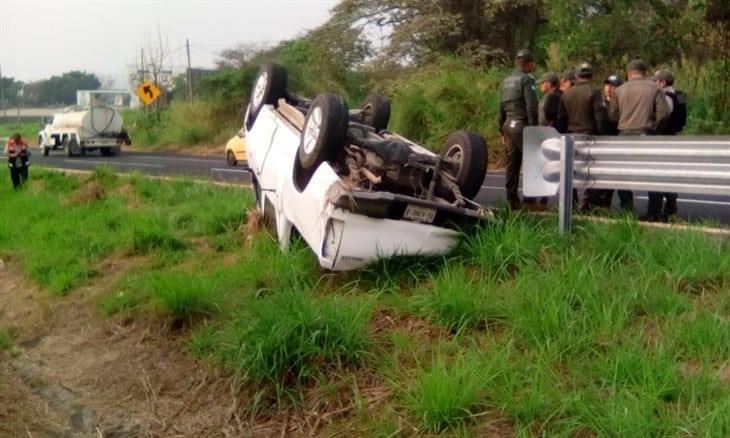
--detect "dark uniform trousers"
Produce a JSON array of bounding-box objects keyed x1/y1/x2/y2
[
  {"x1": 612, "y1": 129, "x2": 652, "y2": 213},
  {"x1": 8, "y1": 157, "x2": 29, "y2": 189},
  {"x1": 503, "y1": 119, "x2": 533, "y2": 204},
  {"x1": 568, "y1": 130, "x2": 597, "y2": 208}
]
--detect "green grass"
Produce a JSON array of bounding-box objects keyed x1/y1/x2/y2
[
  {"x1": 121, "y1": 101, "x2": 237, "y2": 150},
  {"x1": 0, "y1": 166, "x2": 251, "y2": 295},
  {"x1": 0, "y1": 121, "x2": 41, "y2": 145},
  {"x1": 0, "y1": 328, "x2": 11, "y2": 351},
  {"x1": 2, "y1": 166, "x2": 729, "y2": 435}
]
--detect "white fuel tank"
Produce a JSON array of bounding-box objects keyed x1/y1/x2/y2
[{"x1": 52, "y1": 106, "x2": 123, "y2": 135}]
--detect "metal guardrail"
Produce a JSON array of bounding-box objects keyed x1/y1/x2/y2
[{"x1": 523, "y1": 127, "x2": 730, "y2": 233}]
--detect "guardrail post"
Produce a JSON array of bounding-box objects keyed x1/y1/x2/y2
[{"x1": 558, "y1": 135, "x2": 573, "y2": 234}]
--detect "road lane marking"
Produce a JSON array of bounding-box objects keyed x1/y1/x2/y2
[
  {"x1": 210, "y1": 167, "x2": 249, "y2": 174},
  {"x1": 64, "y1": 159, "x2": 164, "y2": 168}
]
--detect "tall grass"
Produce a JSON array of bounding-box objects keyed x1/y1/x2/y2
[
  {"x1": 122, "y1": 101, "x2": 237, "y2": 150},
  {"x1": 0, "y1": 167, "x2": 251, "y2": 295},
  {"x1": 214, "y1": 290, "x2": 372, "y2": 396}
]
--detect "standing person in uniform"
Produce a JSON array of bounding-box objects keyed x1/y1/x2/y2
[
  {"x1": 6, "y1": 133, "x2": 30, "y2": 189},
  {"x1": 609, "y1": 60, "x2": 670, "y2": 215},
  {"x1": 594, "y1": 74, "x2": 634, "y2": 210},
  {"x1": 560, "y1": 69, "x2": 576, "y2": 95},
  {"x1": 532, "y1": 72, "x2": 562, "y2": 209},
  {"x1": 539, "y1": 72, "x2": 562, "y2": 128},
  {"x1": 557, "y1": 62, "x2": 604, "y2": 210},
  {"x1": 644, "y1": 69, "x2": 687, "y2": 221},
  {"x1": 499, "y1": 49, "x2": 539, "y2": 210}
]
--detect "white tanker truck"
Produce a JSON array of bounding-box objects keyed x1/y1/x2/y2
[{"x1": 38, "y1": 106, "x2": 131, "y2": 157}]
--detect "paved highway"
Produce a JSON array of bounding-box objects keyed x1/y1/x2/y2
[{"x1": 23, "y1": 149, "x2": 730, "y2": 226}]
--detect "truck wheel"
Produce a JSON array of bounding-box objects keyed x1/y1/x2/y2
[
  {"x1": 359, "y1": 94, "x2": 390, "y2": 131},
  {"x1": 42, "y1": 146, "x2": 50, "y2": 156},
  {"x1": 297, "y1": 93, "x2": 348, "y2": 172},
  {"x1": 440, "y1": 130, "x2": 488, "y2": 200},
  {"x1": 63, "y1": 138, "x2": 72, "y2": 157},
  {"x1": 246, "y1": 63, "x2": 287, "y2": 129},
  {"x1": 226, "y1": 150, "x2": 237, "y2": 166}
]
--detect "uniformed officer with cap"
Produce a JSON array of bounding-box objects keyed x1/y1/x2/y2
[
  {"x1": 557, "y1": 62, "x2": 604, "y2": 210},
  {"x1": 499, "y1": 49, "x2": 538, "y2": 210},
  {"x1": 608, "y1": 59, "x2": 670, "y2": 214},
  {"x1": 592, "y1": 74, "x2": 634, "y2": 211},
  {"x1": 538, "y1": 72, "x2": 562, "y2": 128},
  {"x1": 560, "y1": 69, "x2": 576, "y2": 93},
  {"x1": 644, "y1": 68, "x2": 687, "y2": 221}
]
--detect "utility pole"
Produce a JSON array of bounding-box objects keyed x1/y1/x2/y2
[
  {"x1": 185, "y1": 38, "x2": 193, "y2": 101},
  {"x1": 0, "y1": 60, "x2": 6, "y2": 119}
]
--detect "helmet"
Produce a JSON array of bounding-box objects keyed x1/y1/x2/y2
[{"x1": 604, "y1": 74, "x2": 622, "y2": 86}]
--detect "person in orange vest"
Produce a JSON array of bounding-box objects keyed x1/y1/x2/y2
[{"x1": 6, "y1": 133, "x2": 30, "y2": 189}]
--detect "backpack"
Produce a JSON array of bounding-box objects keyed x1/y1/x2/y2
[{"x1": 665, "y1": 90, "x2": 687, "y2": 134}]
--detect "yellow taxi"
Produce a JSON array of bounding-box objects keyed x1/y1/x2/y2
[{"x1": 225, "y1": 129, "x2": 246, "y2": 166}]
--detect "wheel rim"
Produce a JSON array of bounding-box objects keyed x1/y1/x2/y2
[
  {"x1": 303, "y1": 106, "x2": 323, "y2": 154},
  {"x1": 252, "y1": 71, "x2": 269, "y2": 109},
  {"x1": 444, "y1": 144, "x2": 464, "y2": 176}
]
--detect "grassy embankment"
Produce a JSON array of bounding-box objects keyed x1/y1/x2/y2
[
  {"x1": 0, "y1": 121, "x2": 41, "y2": 145},
  {"x1": 0, "y1": 166, "x2": 728, "y2": 435}
]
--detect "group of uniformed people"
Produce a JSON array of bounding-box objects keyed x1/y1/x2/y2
[{"x1": 500, "y1": 50, "x2": 687, "y2": 222}]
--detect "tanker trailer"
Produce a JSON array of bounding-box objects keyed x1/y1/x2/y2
[{"x1": 38, "y1": 106, "x2": 131, "y2": 157}]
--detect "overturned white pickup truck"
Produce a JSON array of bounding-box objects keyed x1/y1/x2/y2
[
  {"x1": 39, "y1": 106, "x2": 131, "y2": 157},
  {"x1": 245, "y1": 64, "x2": 492, "y2": 270}
]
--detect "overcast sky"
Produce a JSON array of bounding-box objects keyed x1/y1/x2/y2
[{"x1": 0, "y1": 0, "x2": 339, "y2": 86}]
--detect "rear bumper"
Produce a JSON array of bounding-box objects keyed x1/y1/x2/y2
[
  {"x1": 320, "y1": 208, "x2": 461, "y2": 270},
  {"x1": 327, "y1": 187, "x2": 492, "y2": 230},
  {"x1": 317, "y1": 186, "x2": 492, "y2": 270}
]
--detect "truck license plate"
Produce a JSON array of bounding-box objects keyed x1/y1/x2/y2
[{"x1": 403, "y1": 204, "x2": 437, "y2": 223}]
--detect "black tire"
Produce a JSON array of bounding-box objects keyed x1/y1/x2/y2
[
  {"x1": 246, "y1": 63, "x2": 288, "y2": 129},
  {"x1": 42, "y1": 146, "x2": 50, "y2": 156},
  {"x1": 440, "y1": 130, "x2": 488, "y2": 200},
  {"x1": 100, "y1": 147, "x2": 112, "y2": 157},
  {"x1": 226, "y1": 150, "x2": 237, "y2": 166},
  {"x1": 297, "y1": 92, "x2": 348, "y2": 172},
  {"x1": 360, "y1": 94, "x2": 390, "y2": 131},
  {"x1": 63, "y1": 137, "x2": 72, "y2": 157}
]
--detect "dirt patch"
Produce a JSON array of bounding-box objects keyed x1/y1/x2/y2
[
  {"x1": 0, "y1": 257, "x2": 248, "y2": 436},
  {"x1": 67, "y1": 180, "x2": 106, "y2": 205}
]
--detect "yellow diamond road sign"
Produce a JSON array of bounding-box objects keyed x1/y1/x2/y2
[{"x1": 135, "y1": 80, "x2": 162, "y2": 105}]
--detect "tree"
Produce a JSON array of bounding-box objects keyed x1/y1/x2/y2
[
  {"x1": 330, "y1": 0, "x2": 544, "y2": 65},
  {"x1": 21, "y1": 71, "x2": 100, "y2": 106},
  {"x1": 0, "y1": 77, "x2": 24, "y2": 106}
]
